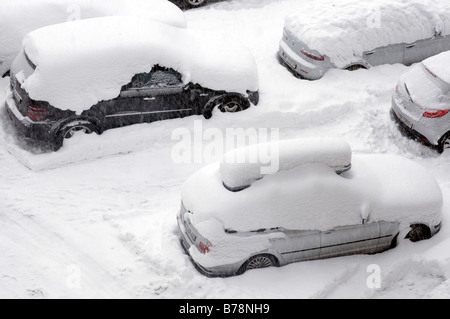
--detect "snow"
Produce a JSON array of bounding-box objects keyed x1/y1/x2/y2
[
  {"x1": 285, "y1": 0, "x2": 450, "y2": 68},
  {"x1": 18, "y1": 16, "x2": 258, "y2": 114},
  {"x1": 0, "y1": 0, "x2": 187, "y2": 76},
  {"x1": 423, "y1": 51, "x2": 450, "y2": 85},
  {"x1": 182, "y1": 153, "x2": 442, "y2": 237},
  {"x1": 1, "y1": 0, "x2": 450, "y2": 299},
  {"x1": 220, "y1": 138, "x2": 352, "y2": 191}
]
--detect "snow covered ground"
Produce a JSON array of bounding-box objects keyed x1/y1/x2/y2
[{"x1": 1, "y1": 0, "x2": 450, "y2": 299}]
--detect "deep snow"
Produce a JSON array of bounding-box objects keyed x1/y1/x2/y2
[{"x1": 1, "y1": 0, "x2": 450, "y2": 299}]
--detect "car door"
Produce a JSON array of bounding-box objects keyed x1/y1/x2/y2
[
  {"x1": 404, "y1": 36, "x2": 450, "y2": 66},
  {"x1": 269, "y1": 229, "x2": 322, "y2": 264},
  {"x1": 138, "y1": 68, "x2": 193, "y2": 122},
  {"x1": 319, "y1": 222, "x2": 381, "y2": 259},
  {"x1": 363, "y1": 43, "x2": 405, "y2": 67}
]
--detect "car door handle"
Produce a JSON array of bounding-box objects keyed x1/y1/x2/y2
[
  {"x1": 143, "y1": 97, "x2": 156, "y2": 101},
  {"x1": 364, "y1": 51, "x2": 375, "y2": 56},
  {"x1": 406, "y1": 44, "x2": 416, "y2": 49}
]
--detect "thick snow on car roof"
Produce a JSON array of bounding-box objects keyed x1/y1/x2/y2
[
  {"x1": 0, "y1": 0, "x2": 187, "y2": 77},
  {"x1": 182, "y1": 150, "x2": 442, "y2": 235},
  {"x1": 285, "y1": 0, "x2": 450, "y2": 68},
  {"x1": 422, "y1": 51, "x2": 450, "y2": 85},
  {"x1": 220, "y1": 138, "x2": 352, "y2": 191},
  {"x1": 19, "y1": 16, "x2": 258, "y2": 114}
]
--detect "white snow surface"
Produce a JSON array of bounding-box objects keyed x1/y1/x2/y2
[
  {"x1": 1, "y1": 0, "x2": 450, "y2": 299},
  {"x1": 285, "y1": 0, "x2": 450, "y2": 68},
  {"x1": 0, "y1": 0, "x2": 187, "y2": 76},
  {"x1": 220, "y1": 138, "x2": 352, "y2": 190},
  {"x1": 183, "y1": 153, "x2": 442, "y2": 235},
  {"x1": 423, "y1": 51, "x2": 450, "y2": 85},
  {"x1": 19, "y1": 16, "x2": 258, "y2": 114}
]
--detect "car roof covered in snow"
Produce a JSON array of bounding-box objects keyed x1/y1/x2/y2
[
  {"x1": 422, "y1": 51, "x2": 450, "y2": 85},
  {"x1": 0, "y1": 0, "x2": 187, "y2": 76},
  {"x1": 220, "y1": 138, "x2": 352, "y2": 192},
  {"x1": 18, "y1": 16, "x2": 259, "y2": 114},
  {"x1": 284, "y1": 0, "x2": 450, "y2": 68}
]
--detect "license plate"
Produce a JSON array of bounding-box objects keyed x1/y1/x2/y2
[{"x1": 281, "y1": 51, "x2": 298, "y2": 69}]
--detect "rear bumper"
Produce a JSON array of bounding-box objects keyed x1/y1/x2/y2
[
  {"x1": 4, "y1": 89, "x2": 58, "y2": 147},
  {"x1": 176, "y1": 214, "x2": 243, "y2": 278},
  {"x1": 391, "y1": 95, "x2": 447, "y2": 148},
  {"x1": 278, "y1": 40, "x2": 327, "y2": 80}
]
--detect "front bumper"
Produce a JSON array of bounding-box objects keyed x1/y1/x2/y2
[{"x1": 4, "y1": 89, "x2": 58, "y2": 147}]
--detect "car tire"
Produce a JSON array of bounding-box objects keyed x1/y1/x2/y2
[
  {"x1": 438, "y1": 133, "x2": 450, "y2": 153},
  {"x1": 236, "y1": 254, "x2": 277, "y2": 275},
  {"x1": 55, "y1": 120, "x2": 98, "y2": 150},
  {"x1": 203, "y1": 94, "x2": 250, "y2": 119},
  {"x1": 346, "y1": 64, "x2": 367, "y2": 71},
  {"x1": 2, "y1": 70, "x2": 10, "y2": 78},
  {"x1": 405, "y1": 224, "x2": 432, "y2": 242},
  {"x1": 184, "y1": 0, "x2": 208, "y2": 8},
  {"x1": 390, "y1": 234, "x2": 399, "y2": 249}
]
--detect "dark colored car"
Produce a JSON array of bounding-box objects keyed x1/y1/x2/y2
[{"x1": 5, "y1": 18, "x2": 259, "y2": 151}]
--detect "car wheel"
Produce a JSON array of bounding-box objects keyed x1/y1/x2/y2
[
  {"x1": 346, "y1": 64, "x2": 367, "y2": 71},
  {"x1": 390, "y1": 234, "x2": 399, "y2": 249},
  {"x1": 438, "y1": 134, "x2": 450, "y2": 153},
  {"x1": 406, "y1": 224, "x2": 432, "y2": 243},
  {"x1": 236, "y1": 254, "x2": 277, "y2": 275},
  {"x1": 184, "y1": 0, "x2": 208, "y2": 8},
  {"x1": 54, "y1": 120, "x2": 98, "y2": 150},
  {"x1": 203, "y1": 94, "x2": 249, "y2": 119},
  {"x1": 3, "y1": 70, "x2": 10, "y2": 78}
]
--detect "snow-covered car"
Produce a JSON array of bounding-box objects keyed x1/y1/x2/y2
[
  {"x1": 0, "y1": 0, "x2": 187, "y2": 78},
  {"x1": 392, "y1": 51, "x2": 450, "y2": 153},
  {"x1": 4, "y1": 16, "x2": 259, "y2": 150},
  {"x1": 177, "y1": 138, "x2": 443, "y2": 277},
  {"x1": 279, "y1": 0, "x2": 450, "y2": 80}
]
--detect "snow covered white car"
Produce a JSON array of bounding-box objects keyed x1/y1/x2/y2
[
  {"x1": 177, "y1": 138, "x2": 442, "y2": 277},
  {"x1": 0, "y1": 0, "x2": 187, "y2": 78},
  {"x1": 5, "y1": 17, "x2": 259, "y2": 150},
  {"x1": 279, "y1": 0, "x2": 450, "y2": 80},
  {"x1": 392, "y1": 51, "x2": 450, "y2": 153}
]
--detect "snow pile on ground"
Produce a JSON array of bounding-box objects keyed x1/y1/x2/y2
[
  {"x1": 183, "y1": 152, "x2": 442, "y2": 235},
  {"x1": 0, "y1": 0, "x2": 187, "y2": 77},
  {"x1": 285, "y1": 0, "x2": 450, "y2": 68},
  {"x1": 19, "y1": 16, "x2": 258, "y2": 114},
  {"x1": 220, "y1": 138, "x2": 352, "y2": 191}
]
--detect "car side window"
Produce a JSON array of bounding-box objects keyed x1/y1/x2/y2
[{"x1": 121, "y1": 66, "x2": 183, "y2": 97}]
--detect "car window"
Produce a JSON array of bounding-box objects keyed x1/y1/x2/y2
[{"x1": 130, "y1": 67, "x2": 182, "y2": 89}]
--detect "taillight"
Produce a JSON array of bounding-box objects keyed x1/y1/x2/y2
[
  {"x1": 423, "y1": 109, "x2": 450, "y2": 118},
  {"x1": 395, "y1": 84, "x2": 399, "y2": 94},
  {"x1": 199, "y1": 242, "x2": 211, "y2": 254},
  {"x1": 301, "y1": 50, "x2": 325, "y2": 61},
  {"x1": 425, "y1": 67, "x2": 437, "y2": 78},
  {"x1": 28, "y1": 105, "x2": 50, "y2": 121}
]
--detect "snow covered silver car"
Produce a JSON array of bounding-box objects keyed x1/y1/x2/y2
[
  {"x1": 392, "y1": 51, "x2": 450, "y2": 153},
  {"x1": 0, "y1": 0, "x2": 187, "y2": 77},
  {"x1": 169, "y1": 0, "x2": 213, "y2": 9},
  {"x1": 279, "y1": 0, "x2": 450, "y2": 80},
  {"x1": 177, "y1": 138, "x2": 442, "y2": 277}
]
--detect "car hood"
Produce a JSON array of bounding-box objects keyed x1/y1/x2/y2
[{"x1": 182, "y1": 154, "x2": 442, "y2": 235}]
